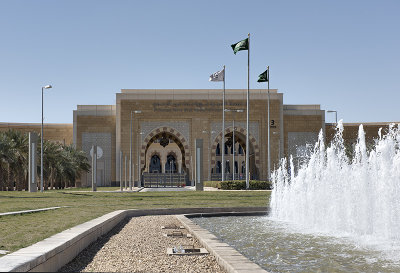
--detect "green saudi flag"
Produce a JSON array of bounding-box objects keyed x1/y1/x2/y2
[
  {"x1": 257, "y1": 69, "x2": 268, "y2": 82},
  {"x1": 231, "y1": 38, "x2": 249, "y2": 54}
]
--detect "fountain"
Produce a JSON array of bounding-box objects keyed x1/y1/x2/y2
[
  {"x1": 271, "y1": 120, "x2": 400, "y2": 258},
  {"x1": 193, "y1": 122, "x2": 400, "y2": 272}
]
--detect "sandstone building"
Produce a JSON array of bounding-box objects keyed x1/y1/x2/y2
[
  {"x1": 73, "y1": 89, "x2": 326, "y2": 186},
  {"x1": 1, "y1": 89, "x2": 396, "y2": 187}
]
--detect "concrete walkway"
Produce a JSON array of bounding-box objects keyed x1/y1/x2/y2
[
  {"x1": 140, "y1": 186, "x2": 195, "y2": 192},
  {"x1": 0, "y1": 206, "x2": 64, "y2": 217}
]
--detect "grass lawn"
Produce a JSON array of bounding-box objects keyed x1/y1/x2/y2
[{"x1": 0, "y1": 189, "x2": 270, "y2": 254}]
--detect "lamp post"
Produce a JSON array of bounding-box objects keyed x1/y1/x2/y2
[
  {"x1": 41, "y1": 85, "x2": 52, "y2": 192},
  {"x1": 137, "y1": 131, "x2": 143, "y2": 187},
  {"x1": 130, "y1": 110, "x2": 141, "y2": 190},
  {"x1": 225, "y1": 109, "x2": 244, "y2": 181},
  {"x1": 120, "y1": 151, "x2": 123, "y2": 192},
  {"x1": 327, "y1": 110, "x2": 338, "y2": 124}
]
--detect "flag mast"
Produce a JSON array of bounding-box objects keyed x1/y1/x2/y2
[
  {"x1": 222, "y1": 65, "x2": 225, "y2": 182},
  {"x1": 209, "y1": 67, "x2": 226, "y2": 181},
  {"x1": 257, "y1": 67, "x2": 270, "y2": 181},
  {"x1": 230, "y1": 35, "x2": 250, "y2": 187},
  {"x1": 245, "y1": 33, "x2": 250, "y2": 189},
  {"x1": 267, "y1": 66, "x2": 271, "y2": 181}
]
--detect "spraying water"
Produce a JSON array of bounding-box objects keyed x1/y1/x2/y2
[{"x1": 271, "y1": 121, "x2": 400, "y2": 253}]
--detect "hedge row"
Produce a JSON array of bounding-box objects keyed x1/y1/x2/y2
[{"x1": 204, "y1": 180, "x2": 272, "y2": 190}]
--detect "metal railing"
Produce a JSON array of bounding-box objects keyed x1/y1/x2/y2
[{"x1": 142, "y1": 173, "x2": 187, "y2": 188}]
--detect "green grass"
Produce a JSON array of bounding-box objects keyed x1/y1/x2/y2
[{"x1": 0, "y1": 190, "x2": 270, "y2": 253}]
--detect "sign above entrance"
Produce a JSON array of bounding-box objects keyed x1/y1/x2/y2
[{"x1": 153, "y1": 101, "x2": 245, "y2": 112}]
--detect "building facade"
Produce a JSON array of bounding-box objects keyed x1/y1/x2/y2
[
  {"x1": 73, "y1": 89, "x2": 325, "y2": 186},
  {"x1": 0, "y1": 122, "x2": 73, "y2": 145},
  {"x1": 3, "y1": 89, "x2": 395, "y2": 187}
]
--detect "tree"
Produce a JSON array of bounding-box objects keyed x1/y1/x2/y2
[
  {"x1": 3, "y1": 130, "x2": 28, "y2": 190},
  {"x1": 0, "y1": 130, "x2": 90, "y2": 191},
  {"x1": 0, "y1": 133, "x2": 16, "y2": 190}
]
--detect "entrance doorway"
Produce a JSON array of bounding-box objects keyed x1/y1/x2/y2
[{"x1": 142, "y1": 131, "x2": 188, "y2": 187}]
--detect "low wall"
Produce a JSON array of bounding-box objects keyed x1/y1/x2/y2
[
  {"x1": 0, "y1": 210, "x2": 127, "y2": 272},
  {"x1": 0, "y1": 207, "x2": 268, "y2": 272}
]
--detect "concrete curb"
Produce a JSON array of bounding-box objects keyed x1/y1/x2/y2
[
  {"x1": 0, "y1": 210, "x2": 127, "y2": 272},
  {"x1": 0, "y1": 207, "x2": 268, "y2": 272},
  {"x1": 177, "y1": 214, "x2": 268, "y2": 273},
  {"x1": 0, "y1": 207, "x2": 66, "y2": 217}
]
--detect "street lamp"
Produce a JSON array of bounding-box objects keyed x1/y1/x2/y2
[
  {"x1": 130, "y1": 110, "x2": 141, "y2": 190},
  {"x1": 41, "y1": 85, "x2": 52, "y2": 192},
  {"x1": 225, "y1": 109, "x2": 244, "y2": 180},
  {"x1": 137, "y1": 131, "x2": 144, "y2": 187},
  {"x1": 327, "y1": 110, "x2": 338, "y2": 124}
]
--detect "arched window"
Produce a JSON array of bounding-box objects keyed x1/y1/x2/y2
[
  {"x1": 216, "y1": 161, "x2": 221, "y2": 173},
  {"x1": 165, "y1": 154, "x2": 177, "y2": 173},
  {"x1": 238, "y1": 144, "x2": 243, "y2": 155},
  {"x1": 235, "y1": 161, "x2": 238, "y2": 174},
  {"x1": 231, "y1": 142, "x2": 234, "y2": 154},
  {"x1": 241, "y1": 161, "x2": 245, "y2": 174},
  {"x1": 149, "y1": 155, "x2": 161, "y2": 173},
  {"x1": 224, "y1": 143, "x2": 228, "y2": 155},
  {"x1": 216, "y1": 143, "x2": 221, "y2": 156}
]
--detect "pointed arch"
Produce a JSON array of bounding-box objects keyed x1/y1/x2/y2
[
  {"x1": 210, "y1": 126, "x2": 260, "y2": 170},
  {"x1": 140, "y1": 126, "x2": 190, "y2": 173}
]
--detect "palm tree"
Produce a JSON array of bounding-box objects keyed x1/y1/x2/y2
[
  {"x1": 41, "y1": 140, "x2": 62, "y2": 190},
  {"x1": 4, "y1": 130, "x2": 28, "y2": 191},
  {"x1": 0, "y1": 130, "x2": 90, "y2": 191},
  {"x1": 62, "y1": 144, "x2": 90, "y2": 188},
  {"x1": 41, "y1": 141, "x2": 90, "y2": 189},
  {"x1": 0, "y1": 132, "x2": 16, "y2": 191}
]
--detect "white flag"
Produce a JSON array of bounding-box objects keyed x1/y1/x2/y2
[{"x1": 209, "y1": 68, "x2": 225, "y2": 82}]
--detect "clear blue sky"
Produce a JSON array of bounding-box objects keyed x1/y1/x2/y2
[{"x1": 0, "y1": 0, "x2": 399, "y2": 123}]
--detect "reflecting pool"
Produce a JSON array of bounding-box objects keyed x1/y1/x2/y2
[{"x1": 192, "y1": 216, "x2": 400, "y2": 273}]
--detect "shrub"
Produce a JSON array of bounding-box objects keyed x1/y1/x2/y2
[
  {"x1": 204, "y1": 180, "x2": 272, "y2": 190},
  {"x1": 220, "y1": 180, "x2": 272, "y2": 190},
  {"x1": 249, "y1": 180, "x2": 272, "y2": 190}
]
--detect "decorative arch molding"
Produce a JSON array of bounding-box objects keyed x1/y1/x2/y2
[
  {"x1": 140, "y1": 126, "x2": 190, "y2": 171},
  {"x1": 167, "y1": 150, "x2": 178, "y2": 159},
  {"x1": 149, "y1": 151, "x2": 162, "y2": 160},
  {"x1": 210, "y1": 126, "x2": 260, "y2": 169}
]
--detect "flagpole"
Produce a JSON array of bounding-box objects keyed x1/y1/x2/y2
[
  {"x1": 222, "y1": 65, "x2": 225, "y2": 182},
  {"x1": 267, "y1": 66, "x2": 271, "y2": 181},
  {"x1": 246, "y1": 33, "x2": 250, "y2": 189}
]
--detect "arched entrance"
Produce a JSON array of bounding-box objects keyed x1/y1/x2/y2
[
  {"x1": 210, "y1": 127, "x2": 260, "y2": 180},
  {"x1": 140, "y1": 127, "x2": 190, "y2": 187}
]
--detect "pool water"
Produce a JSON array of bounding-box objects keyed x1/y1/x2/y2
[{"x1": 192, "y1": 216, "x2": 400, "y2": 273}]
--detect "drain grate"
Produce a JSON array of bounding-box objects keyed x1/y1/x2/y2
[{"x1": 167, "y1": 245, "x2": 209, "y2": 256}]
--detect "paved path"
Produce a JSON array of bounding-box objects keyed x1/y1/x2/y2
[
  {"x1": 60, "y1": 215, "x2": 225, "y2": 272},
  {"x1": 140, "y1": 186, "x2": 195, "y2": 192},
  {"x1": 0, "y1": 206, "x2": 64, "y2": 217}
]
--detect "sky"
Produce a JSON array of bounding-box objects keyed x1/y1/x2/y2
[{"x1": 0, "y1": 0, "x2": 399, "y2": 124}]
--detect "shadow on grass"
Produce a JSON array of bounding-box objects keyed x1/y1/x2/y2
[
  {"x1": 59, "y1": 192, "x2": 94, "y2": 197},
  {"x1": 58, "y1": 217, "x2": 130, "y2": 272}
]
